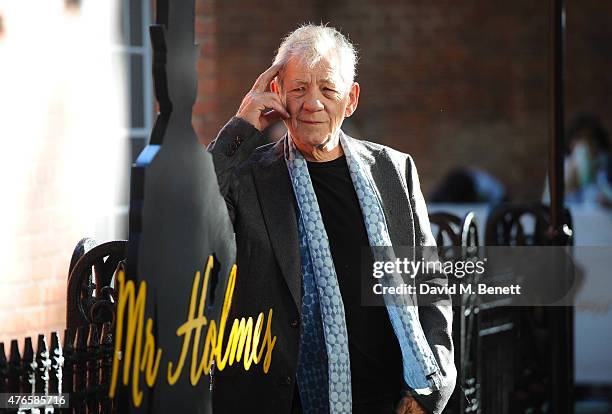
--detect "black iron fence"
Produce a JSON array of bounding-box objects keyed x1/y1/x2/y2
[
  {"x1": 0, "y1": 323, "x2": 114, "y2": 413},
  {"x1": 0, "y1": 236, "x2": 123, "y2": 414},
  {"x1": 430, "y1": 204, "x2": 573, "y2": 414},
  {"x1": 0, "y1": 205, "x2": 574, "y2": 414}
]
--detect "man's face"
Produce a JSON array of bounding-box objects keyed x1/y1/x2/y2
[{"x1": 272, "y1": 55, "x2": 359, "y2": 159}]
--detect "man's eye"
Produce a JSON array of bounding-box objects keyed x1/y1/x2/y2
[
  {"x1": 292, "y1": 87, "x2": 305, "y2": 92},
  {"x1": 323, "y1": 88, "x2": 337, "y2": 93}
]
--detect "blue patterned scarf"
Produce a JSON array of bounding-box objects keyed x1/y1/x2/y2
[{"x1": 285, "y1": 132, "x2": 442, "y2": 414}]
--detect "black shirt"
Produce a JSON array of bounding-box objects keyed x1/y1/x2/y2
[{"x1": 306, "y1": 155, "x2": 403, "y2": 405}]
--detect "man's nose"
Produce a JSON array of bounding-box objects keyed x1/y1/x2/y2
[{"x1": 302, "y1": 90, "x2": 324, "y2": 112}]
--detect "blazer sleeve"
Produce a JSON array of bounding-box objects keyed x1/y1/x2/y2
[
  {"x1": 206, "y1": 117, "x2": 267, "y2": 224},
  {"x1": 405, "y1": 154, "x2": 457, "y2": 414}
]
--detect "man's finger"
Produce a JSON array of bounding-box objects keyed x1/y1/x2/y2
[
  {"x1": 263, "y1": 102, "x2": 290, "y2": 120},
  {"x1": 262, "y1": 109, "x2": 285, "y2": 125},
  {"x1": 256, "y1": 93, "x2": 290, "y2": 118},
  {"x1": 251, "y1": 64, "x2": 283, "y2": 93}
]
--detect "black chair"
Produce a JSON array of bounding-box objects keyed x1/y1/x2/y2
[
  {"x1": 479, "y1": 203, "x2": 574, "y2": 414},
  {"x1": 485, "y1": 202, "x2": 572, "y2": 246},
  {"x1": 428, "y1": 211, "x2": 480, "y2": 414}
]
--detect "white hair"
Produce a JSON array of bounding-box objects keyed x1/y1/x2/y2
[{"x1": 272, "y1": 24, "x2": 358, "y2": 93}]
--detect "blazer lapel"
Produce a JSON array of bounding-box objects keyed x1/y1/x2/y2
[
  {"x1": 250, "y1": 133, "x2": 417, "y2": 314},
  {"x1": 251, "y1": 139, "x2": 302, "y2": 312},
  {"x1": 343, "y1": 132, "x2": 415, "y2": 247}
]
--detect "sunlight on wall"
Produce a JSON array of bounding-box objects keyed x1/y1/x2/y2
[{"x1": 0, "y1": 0, "x2": 128, "y2": 346}]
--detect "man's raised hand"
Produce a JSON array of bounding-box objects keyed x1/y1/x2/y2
[{"x1": 236, "y1": 64, "x2": 290, "y2": 132}]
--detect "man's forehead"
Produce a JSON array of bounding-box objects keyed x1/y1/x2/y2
[
  {"x1": 282, "y1": 55, "x2": 343, "y2": 83},
  {"x1": 288, "y1": 76, "x2": 339, "y2": 85}
]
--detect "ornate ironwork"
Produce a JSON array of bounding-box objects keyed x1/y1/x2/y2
[
  {"x1": 66, "y1": 238, "x2": 127, "y2": 330},
  {"x1": 481, "y1": 202, "x2": 574, "y2": 414},
  {"x1": 428, "y1": 211, "x2": 480, "y2": 414},
  {"x1": 0, "y1": 324, "x2": 114, "y2": 413},
  {"x1": 485, "y1": 203, "x2": 572, "y2": 246}
]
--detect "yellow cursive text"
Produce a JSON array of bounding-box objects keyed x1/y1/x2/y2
[{"x1": 109, "y1": 256, "x2": 276, "y2": 407}]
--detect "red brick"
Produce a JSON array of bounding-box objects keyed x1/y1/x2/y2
[{"x1": 194, "y1": 0, "x2": 612, "y2": 200}]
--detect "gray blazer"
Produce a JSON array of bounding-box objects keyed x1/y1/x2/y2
[{"x1": 207, "y1": 117, "x2": 456, "y2": 414}]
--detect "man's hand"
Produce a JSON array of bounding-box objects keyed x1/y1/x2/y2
[
  {"x1": 395, "y1": 394, "x2": 427, "y2": 414},
  {"x1": 236, "y1": 64, "x2": 290, "y2": 132}
]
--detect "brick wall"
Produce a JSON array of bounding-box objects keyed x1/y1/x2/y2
[
  {"x1": 193, "y1": 0, "x2": 219, "y2": 143},
  {"x1": 0, "y1": 1, "x2": 127, "y2": 347},
  {"x1": 2, "y1": 0, "x2": 608, "y2": 348},
  {"x1": 194, "y1": 0, "x2": 612, "y2": 201},
  {"x1": 566, "y1": 1, "x2": 612, "y2": 137},
  {"x1": 193, "y1": 0, "x2": 319, "y2": 141}
]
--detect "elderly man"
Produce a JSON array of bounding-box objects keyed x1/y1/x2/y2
[{"x1": 208, "y1": 24, "x2": 455, "y2": 414}]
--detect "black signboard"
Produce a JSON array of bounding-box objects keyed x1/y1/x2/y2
[{"x1": 110, "y1": 1, "x2": 237, "y2": 412}]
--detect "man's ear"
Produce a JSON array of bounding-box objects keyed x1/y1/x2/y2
[{"x1": 344, "y1": 82, "x2": 360, "y2": 117}]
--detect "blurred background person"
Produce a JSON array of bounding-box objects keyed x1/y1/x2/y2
[
  {"x1": 564, "y1": 114, "x2": 612, "y2": 207},
  {"x1": 429, "y1": 167, "x2": 507, "y2": 204}
]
